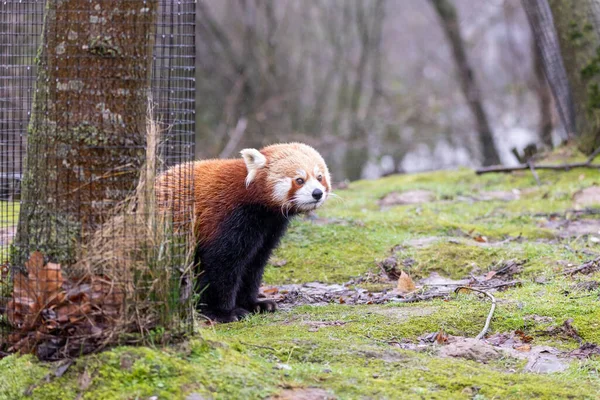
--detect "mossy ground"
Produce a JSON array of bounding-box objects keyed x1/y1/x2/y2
[{"x1": 4, "y1": 148, "x2": 600, "y2": 399}]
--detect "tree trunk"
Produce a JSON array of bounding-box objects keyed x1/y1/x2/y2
[
  {"x1": 430, "y1": 0, "x2": 501, "y2": 166},
  {"x1": 547, "y1": 0, "x2": 600, "y2": 154},
  {"x1": 532, "y1": 37, "x2": 555, "y2": 148},
  {"x1": 15, "y1": 0, "x2": 157, "y2": 265}
]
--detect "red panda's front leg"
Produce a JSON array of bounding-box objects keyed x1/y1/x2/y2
[
  {"x1": 195, "y1": 204, "x2": 288, "y2": 323},
  {"x1": 235, "y1": 217, "x2": 289, "y2": 313}
]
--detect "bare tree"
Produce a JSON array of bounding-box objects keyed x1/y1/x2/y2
[
  {"x1": 532, "y1": 39, "x2": 554, "y2": 148},
  {"x1": 547, "y1": 0, "x2": 600, "y2": 154},
  {"x1": 16, "y1": 0, "x2": 158, "y2": 264},
  {"x1": 429, "y1": 0, "x2": 501, "y2": 166}
]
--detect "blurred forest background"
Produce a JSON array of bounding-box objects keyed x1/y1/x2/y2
[
  {"x1": 194, "y1": 0, "x2": 565, "y2": 181},
  {"x1": 2, "y1": 0, "x2": 589, "y2": 183}
]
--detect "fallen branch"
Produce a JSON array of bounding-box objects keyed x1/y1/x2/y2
[
  {"x1": 563, "y1": 256, "x2": 600, "y2": 276},
  {"x1": 476, "y1": 162, "x2": 600, "y2": 175},
  {"x1": 455, "y1": 286, "x2": 496, "y2": 340},
  {"x1": 390, "y1": 292, "x2": 450, "y2": 303},
  {"x1": 476, "y1": 147, "x2": 600, "y2": 175}
]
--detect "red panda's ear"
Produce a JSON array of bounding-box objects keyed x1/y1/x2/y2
[{"x1": 240, "y1": 148, "x2": 267, "y2": 187}]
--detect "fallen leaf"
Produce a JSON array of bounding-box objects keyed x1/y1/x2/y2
[
  {"x1": 514, "y1": 344, "x2": 531, "y2": 352},
  {"x1": 515, "y1": 329, "x2": 534, "y2": 343},
  {"x1": 262, "y1": 286, "x2": 279, "y2": 295},
  {"x1": 474, "y1": 235, "x2": 488, "y2": 243},
  {"x1": 435, "y1": 329, "x2": 448, "y2": 344},
  {"x1": 397, "y1": 271, "x2": 417, "y2": 294}
]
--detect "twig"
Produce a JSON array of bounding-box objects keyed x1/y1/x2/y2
[
  {"x1": 390, "y1": 292, "x2": 450, "y2": 303},
  {"x1": 476, "y1": 162, "x2": 600, "y2": 175},
  {"x1": 477, "y1": 146, "x2": 600, "y2": 175},
  {"x1": 563, "y1": 256, "x2": 600, "y2": 276},
  {"x1": 476, "y1": 280, "x2": 521, "y2": 290},
  {"x1": 454, "y1": 286, "x2": 496, "y2": 340}
]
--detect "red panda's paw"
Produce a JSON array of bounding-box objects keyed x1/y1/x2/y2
[
  {"x1": 251, "y1": 300, "x2": 278, "y2": 314},
  {"x1": 201, "y1": 308, "x2": 250, "y2": 323}
]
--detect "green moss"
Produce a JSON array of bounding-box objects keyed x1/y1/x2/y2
[
  {"x1": 5, "y1": 146, "x2": 600, "y2": 398},
  {"x1": 0, "y1": 355, "x2": 50, "y2": 400}
]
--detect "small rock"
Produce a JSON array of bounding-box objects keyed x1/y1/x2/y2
[
  {"x1": 438, "y1": 338, "x2": 501, "y2": 363},
  {"x1": 275, "y1": 363, "x2": 292, "y2": 371}
]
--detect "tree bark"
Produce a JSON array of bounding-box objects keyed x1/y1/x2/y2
[
  {"x1": 15, "y1": 0, "x2": 157, "y2": 265},
  {"x1": 547, "y1": 0, "x2": 600, "y2": 154},
  {"x1": 532, "y1": 37, "x2": 555, "y2": 148},
  {"x1": 430, "y1": 0, "x2": 502, "y2": 166}
]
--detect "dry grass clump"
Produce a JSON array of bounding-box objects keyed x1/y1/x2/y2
[{"x1": 1, "y1": 105, "x2": 195, "y2": 359}]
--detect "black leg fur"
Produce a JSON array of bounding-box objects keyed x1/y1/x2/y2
[
  {"x1": 195, "y1": 204, "x2": 289, "y2": 323},
  {"x1": 235, "y1": 219, "x2": 288, "y2": 313}
]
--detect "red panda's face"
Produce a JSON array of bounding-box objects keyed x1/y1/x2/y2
[{"x1": 241, "y1": 143, "x2": 331, "y2": 214}]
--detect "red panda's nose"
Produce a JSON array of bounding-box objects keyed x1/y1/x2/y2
[{"x1": 312, "y1": 189, "x2": 323, "y2": 200}]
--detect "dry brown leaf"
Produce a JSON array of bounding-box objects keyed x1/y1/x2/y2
[
  {"x1": 397, "y1": 271, "x2": 417, "y2": 294},
  {"x1": 435, "y1": 329, "x2": 448, "y2": 344},
  {"x1": 25, "y1": 251, "x2": 44, "y2": 273},
  {"x1": 262, "y1": 286, "x2": 279, "y2": 295},
  {"x1": 515, "y1": 329, "x2": 534, "y2": 343},
  {"x1": 474, "y1": 235, "x2": 488, "y2": 243},
  {"x1": 514, "y1": 344, "x2": 531, "y2": 352}
]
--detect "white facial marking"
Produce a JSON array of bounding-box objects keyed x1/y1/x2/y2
[
  {"x1": 294, "y1": 176, "x2": 327, "y2": 211},
  {"x1": 296, "y1": 169, "x2": 307, "y2": 179},
  {"x1": 272, "y1": 177, "x2": 292, "y2": 203}
]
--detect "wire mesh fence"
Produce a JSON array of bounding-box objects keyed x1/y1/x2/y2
[{"x1": 0, "y1": 0, "x2": 195, "y2": 359}]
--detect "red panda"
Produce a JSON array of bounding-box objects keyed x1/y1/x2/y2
[{"x1": 155, "y1": 142, "x2": 331, "y2": 322}]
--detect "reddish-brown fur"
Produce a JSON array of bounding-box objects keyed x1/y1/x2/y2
[
  {"x1": 155, "y1": 142, "x2": 330, "y2": 244},
  {"x1": 156, "y1": 159, "x2": 271, "y2": 244}
]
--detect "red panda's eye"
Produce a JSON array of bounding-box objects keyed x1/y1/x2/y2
[
  {"x1": 317, "y1": 175, "x2": 323, "y2": 182},
  {"x1": 296, "y1": 178, "x2": 305, "y2": 185}
]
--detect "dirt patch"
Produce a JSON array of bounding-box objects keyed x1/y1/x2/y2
[
  {"x1": 379, "y1": 190, "x2": 435, "y2": 208},
  {"x1": 545, "y1": 218, "x2": 600, "y2": 238},
  {"x1": 269, "y1": 388, "x2": 335, "y2": 400},
  {"x1": 438, "y1": 338, "x2": 501, "y2": 363},
  {"x1": 573, "y1": 186, "x2": 600, "y2": 207}
]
